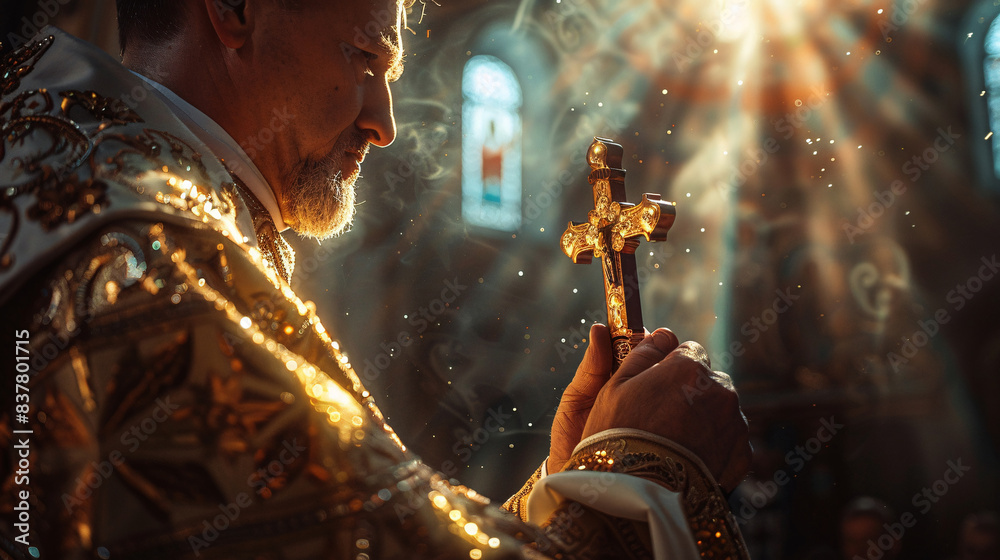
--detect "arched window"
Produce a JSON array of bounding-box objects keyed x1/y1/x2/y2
[
  {"x1": 985, "y1": 15, "x2": 1000, "y2": 179},
  {"x1": 461, "y1": 55, "x2": 523, "y2": 231}
]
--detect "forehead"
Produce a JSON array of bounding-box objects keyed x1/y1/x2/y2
[
  {"x1": 320, "y1": 0, "x2": 404, "y2": 47},
  {"x1": 335, "y1": 0, "x2": 403, "y2": 30}
]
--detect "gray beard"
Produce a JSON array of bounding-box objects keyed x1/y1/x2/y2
[{"x1": 283, "y1": 154, "x2": 357, "y2": 241}]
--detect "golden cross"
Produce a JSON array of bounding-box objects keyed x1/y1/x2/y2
[{"x1": 561, "y1": 138, "x2": 676, "y2": 370}]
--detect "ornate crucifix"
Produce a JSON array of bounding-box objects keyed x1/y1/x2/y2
[{"x1": 561, "y1": 138, "x2": 676, "y2": 370}]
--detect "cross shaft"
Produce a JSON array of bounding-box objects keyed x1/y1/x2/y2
[{"x1": 561, "y1": 138, "x2": 676, "y2": 369}]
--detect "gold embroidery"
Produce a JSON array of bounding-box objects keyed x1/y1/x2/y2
[
  {"x1": 502, "y1": 462, "x2": 544, "y2": 521},
  {"x1": 566, "y1": 437, "x2": 750, "y2": 559},
  {"x1": 25, "y1": 167, "x2": 108, "y2": 230},
  {"x1": 60, "y1": 89, "x2": 144, "y2": 131},
  {"x1": 1, "y1": 89, "x2": 91, "y2": 175},
  {"x1": 1, "y1": 34, "x2": 53, "y2": 96},
  {"x1": 2, "y1": 88, "x2": 143, "y2": 176}
]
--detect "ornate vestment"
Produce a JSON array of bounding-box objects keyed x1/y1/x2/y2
[{"x1": 0, "y1": 29, "x2": 747, "y2": 559}]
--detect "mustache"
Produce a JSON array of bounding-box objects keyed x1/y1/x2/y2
[
  {"x1": 353, "y1": 142, "x2": 370, "y2": 159},
  {"x1": 340, "y1": 130, "x2": 371, "y2": 161}
]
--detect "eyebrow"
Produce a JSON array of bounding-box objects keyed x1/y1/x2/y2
[{"x1": 378, "y1": 33, "x2": 405, "y2": 82}]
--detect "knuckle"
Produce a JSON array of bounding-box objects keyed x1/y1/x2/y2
[
  {"x1": 675, "y1": 341, "x2": 711, "y2": 368},
  {"x1": 711, "y1": 370, "x2": 732, "y2": 382},
  {"x1": 677, "y1": 340, "x2": 705, "y2": 354},
  {"x1": 710, "y1": 370, "x2": 734, "y2": 391}
]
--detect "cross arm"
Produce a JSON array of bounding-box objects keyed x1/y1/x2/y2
[
  {"x1": 612, "y1": 194, "x2": 676, "y2": 251},
  {"x1": 561, "y1": 221, "x2": 596, "y2": 264}
]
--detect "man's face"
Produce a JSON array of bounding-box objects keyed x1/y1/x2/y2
[{"x1": 246, "y1": 0, "x2": 404, "y2": 239}]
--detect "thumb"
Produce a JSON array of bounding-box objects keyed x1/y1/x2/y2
[
  {"x1": 567, "y1": 323, "x2": 613, "y2": 398},
  {"x1": 612, "y1": 328, "x2": 680, "y2": 384}
]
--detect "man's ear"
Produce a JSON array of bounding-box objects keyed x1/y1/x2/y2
[{"x1": 203, "y1": 0, "x2": 255, "y2": 49}]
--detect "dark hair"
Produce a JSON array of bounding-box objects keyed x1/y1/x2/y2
[{"x1": 116, "y1": 0, "x2": 187, "y2": 54}]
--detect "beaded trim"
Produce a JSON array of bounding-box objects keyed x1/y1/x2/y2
[
  {"x1": 501, "y1": 462, "x2": 544, "y2": 521},
  {"x1": 565, "y1": 435, "x2": 750, "y2": 559}
]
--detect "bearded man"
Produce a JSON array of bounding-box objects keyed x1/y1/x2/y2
[{"x1": 0, "y1": 1, "x2": 752, "y2": 557}]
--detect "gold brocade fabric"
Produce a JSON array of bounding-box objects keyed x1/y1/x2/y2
[
  {"x1": 227, "y1": 172, "x2": 295, "y2": 284},
  {"x1": 565, "y1": 434, "x2": 751, "y2": 560},
  {"x1": 0, "y1": 30, "x2": 749, "y2": 559},
  {"x1": 502, "y1": 463, "x2": 544, "y2": 521}
]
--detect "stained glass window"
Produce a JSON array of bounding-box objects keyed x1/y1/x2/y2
[
  {"x1": 985, "y1": 15, "x2": 1000, "y2": 178},
  {"x1": 461, "y1": 55, "x2": 523, "y2": 231}
]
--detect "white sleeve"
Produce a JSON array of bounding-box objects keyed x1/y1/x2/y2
[
  {"x1": 526, "y1": 471, "x2": 700, "y2": 558},
  {"x1": 524, "y1": 428, "x2": 737, "y2": 559}
]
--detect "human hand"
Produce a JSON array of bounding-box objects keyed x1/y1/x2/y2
[
  {"x1": 548, "y1": 323, "x2": 614, "y2": 474},
  {"x1": 580, "y1": 328, "x2": 752, "y2": 491}
]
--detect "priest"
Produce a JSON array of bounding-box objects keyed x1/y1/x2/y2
[{"x1": 0, "y1": 0, "x2": 752, "y2": 557}]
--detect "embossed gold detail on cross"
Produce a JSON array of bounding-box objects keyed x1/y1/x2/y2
[{"x1": 561, "y1": 138, "x2": 676, "y2": 370}]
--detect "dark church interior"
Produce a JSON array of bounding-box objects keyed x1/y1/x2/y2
[{"x1": 3, "y1": 0, "x2": 1000, "y2": 557}]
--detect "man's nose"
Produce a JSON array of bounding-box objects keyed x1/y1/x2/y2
[{"x1": 356, "y1": 77, "x2": 396, "y2": 148}]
